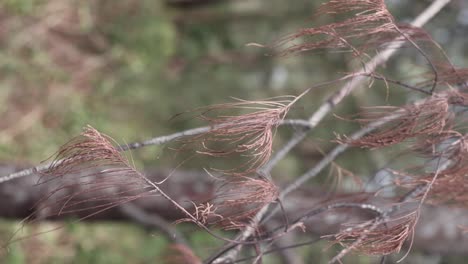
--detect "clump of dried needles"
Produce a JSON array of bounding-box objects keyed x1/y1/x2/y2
[
  {"x1": 31, "y1": 126, "x2": 158, "y2": 219},
  {"x1": 182, "y1": 90, "x2": 308, "y2": 175},
  {"x1": 330, "y1": 211, "x2": 418, "y2": 255},
  {"x1": 210, "y1": 176, "x2": 279, "y2": 229},
  {"x1": 337, "y1": 91, "x2": 468, "y2": 148},
  {"x1": 176, "y1": 175, "x2": 279, "y2": 230},
  {"x1": 273, "y1": 0, "x2": 426, "y2": 57}
]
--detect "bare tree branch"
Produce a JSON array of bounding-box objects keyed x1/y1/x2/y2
[{"x1": 0, "y1": 119, "x2": 311, "y2": 185}]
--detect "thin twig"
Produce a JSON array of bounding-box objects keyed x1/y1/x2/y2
[
  {"x1": 119, "y1": 203, "x2": 189, "y2": 245},
  {"x1": 118, "y1": 126, "x2": 211, "y2": 151},
  {"x1": 361, "y1": 73, "x2": 432, "y2": 95},
  {"x1": 232, "y1": 238, "x2": 321, "y2": 263},
  {"x1": 328, "y1": 218, "x2": 383, "y2": 264},
  {"x1": 265, "y1": 202, "x2": 384, "y2": 237}
]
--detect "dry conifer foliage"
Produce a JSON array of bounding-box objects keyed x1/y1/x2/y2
[{"x1": 2, "y1": 0, "x2": 467, "y2": 263}]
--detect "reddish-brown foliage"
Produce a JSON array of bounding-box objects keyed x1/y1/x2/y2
[
  {"x1": 362, "y1": 23, "x2": 433, "y2": 51},
  {"x1": 329, "y1": 211, "x2": 418, "y2": 255},
  {"x1": 396, "y1": 133, "x2": 468, "y2": 206},
  {"x1": 34, "y1": 126, "x2": 154, "y2": 219},
  {"x1": 418, "y1": 63, "x2": 468, "y2": 89},
  {"x1": 274, "y1": 0, "x2": 398, "y2": 56},
  {"x1": 209, "y1": 175, "x2": 279, "y2": 229},
  {"x1": 180, "y1": 92, "x2": 307, "y2": 175},
  {"x1": 174, "y1": 175, "x2": 279, "y2": 230},
  {"x1": 164, "y1": 244, "x2": 202, "y2": 264},
  {"x1": 337, "y1": 93, "x2": 459, "y2": 148}
]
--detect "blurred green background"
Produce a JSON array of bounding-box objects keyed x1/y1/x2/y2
[{"x1": 0, "y1": 0, "x2": 467, "y2": 263}]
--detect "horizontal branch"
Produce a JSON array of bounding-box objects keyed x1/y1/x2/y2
[{"x1": 0, "y1": 119, "x2": 311, "y2": 184}]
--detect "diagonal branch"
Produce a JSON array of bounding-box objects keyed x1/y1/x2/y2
[{"x1": 261, "y1": 0, "x2": 452, "y2": 176}]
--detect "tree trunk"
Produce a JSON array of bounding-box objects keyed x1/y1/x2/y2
[{"x1": 1, "y1": 164, "x2": 468, "y2": 255}]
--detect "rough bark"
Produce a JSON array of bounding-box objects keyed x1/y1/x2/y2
[
  {"x1": 166, "y1": 0, "x2": 227, "y2": 9},
  {"x1": 0, "y1": 164, "x2": 467, "y2": 255}
]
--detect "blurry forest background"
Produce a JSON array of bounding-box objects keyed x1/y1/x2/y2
[{"x1": 0, "y1": 0, "x2": 467, "y2": 263}]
